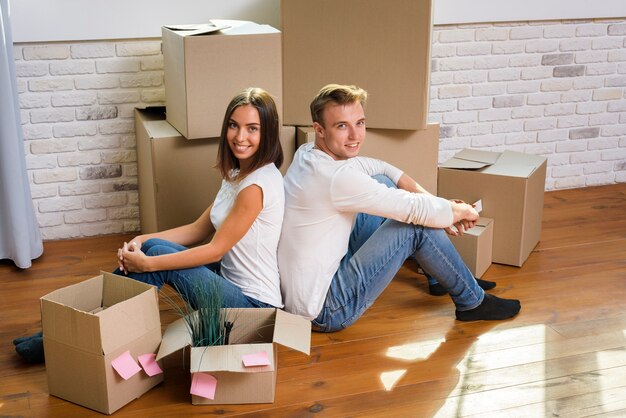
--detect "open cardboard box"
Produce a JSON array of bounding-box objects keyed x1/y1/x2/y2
[
  {"x1": 156, "y1": 308, "x2": 310, "y2": 405},
  {"x1": 162, "y1": 20, "x2": 282, "y2": 139},
  {"x1": 41, "y1": 272, "x2": 163, "y2": 414},
  {"x1": 438, "y1": 149, "x2": 547, "y2": 266}
]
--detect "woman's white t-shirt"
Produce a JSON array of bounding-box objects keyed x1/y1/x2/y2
[{"x1": 210, "y1": 163, "x2": 284, "y2": 308}]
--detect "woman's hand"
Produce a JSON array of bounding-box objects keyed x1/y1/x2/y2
[{"x1": 117, "y1": 241, "x2": 146, "y2": 273}]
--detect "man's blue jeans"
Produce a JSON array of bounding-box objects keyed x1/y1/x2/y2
[
  {"x1": 312, "y1": 178, "x2": 484, "y2": 332},
  {"x1": 114, "y1": 238, "x2": 276, "y2": 309}
]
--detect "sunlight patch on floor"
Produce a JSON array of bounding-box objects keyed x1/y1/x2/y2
[
  {"x1": 385, "y1": 338, "x2": 445, "y2": 361},
  {"x1": 380, "y1": 369, "x2": 407, "y2": 391},
  {"x1": 433, "y1": 325, "x2": 548, "y2": 418}
]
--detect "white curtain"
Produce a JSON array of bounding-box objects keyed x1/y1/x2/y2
[{"x1": 0, "y1": 0, "x2": 43, "y2": 268}]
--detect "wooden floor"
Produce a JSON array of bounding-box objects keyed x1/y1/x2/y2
[{"x1": 1, "y1": 183, "x2": 625, "y2": 417}]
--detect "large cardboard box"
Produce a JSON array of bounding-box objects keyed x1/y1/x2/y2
[
  {"x1": 41, "y1": 272, "x2": 163, "y2": 414},
  {"x1": 135, "y1": 107, "x2": 295, "y2": 233},
  {"x1": 296, "y1": 124, "x2": 439, "y2": 193},
  {"x1": 156, "y1": 308, "x2": 310, "y2": 404},
  {"x1": 162, "y1": 20, "x2": 282, "y2": 139},
  {"x1": 438, "y1": 149, "x2": 547, "y2": 266},
  {"x1": 449, "y1": 217, "x2": 494, "y2": 278},
  {"x1": 282, "y1": 0, "x2": 433, "y2": 130}
]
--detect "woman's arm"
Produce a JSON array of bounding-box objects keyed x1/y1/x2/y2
[
  {"x1": 129, "y1": 203, "x2": 217, "y2": 249},
  {"x1": 121, "y1": 185, "x2": 263, "y2": 273}
]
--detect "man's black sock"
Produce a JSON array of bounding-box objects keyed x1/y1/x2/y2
[{"x1": 455, "y1": 294, "x2": 521, "y2": 321}]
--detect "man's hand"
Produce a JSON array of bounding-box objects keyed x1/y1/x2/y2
[{"x1": 447, "y1": 200, "x2": 479, "y2": 236}]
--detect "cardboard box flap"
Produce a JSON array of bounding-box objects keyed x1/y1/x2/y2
[
  {"x1": 466, "y1": 217, "x2": 493, "y2": 237},
  {"x1": 190, "y1": 343, "x2": 275, "y2": 374},
  {"x1": 440, "y1": 149, "x2": 501, "y2": 170},
  {"x1": 100, "y1": 271, "x2": 156, "y2": 307},
  {"x1": 41, "y1": 275, "x2": 104, "y2": 312},
  {"x1": 482, "y1": 151, "x2": 547, "y2": 178},
  {"x1": 156, "y1": 315, "x2": 193, "y2": 361},
  {"x1": 98, "y1": 284, "x2": 161, "y2": 355},
  {"x1": 222, "y1": 22, "x2": 279, "y2": 35},
  {"x1": 162, "y1": 22, "x2": 230, "y2": 37},
  {"x1": 41, "y1": 298, "x2": 103, "y2": 354},
  {"x1": 273, "y1": 309, "x2": 311, "y2": 355},
  {"x1": 144, "y1": 120, "x2": 182, "y2": 140}
]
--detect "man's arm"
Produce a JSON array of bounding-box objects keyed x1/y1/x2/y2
[
  {"x1": 395, "y1": 172, "x2": 477, "y2": 236},
  {"x1": 396, "y1": 173, "x2": 432, "y2": 195}
]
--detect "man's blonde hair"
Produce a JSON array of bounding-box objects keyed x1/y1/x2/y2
[{"x1": 310, "y1": 84, "x2": 368, "y2": 126}]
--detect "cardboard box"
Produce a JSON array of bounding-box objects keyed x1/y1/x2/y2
[
  {"x1": 162, "y1": 20, "x2": 282, "y2": 139},
  {"x1": 449, "y1": 217, "x2": 494, "y2": 278},
  {"x1": 282, "y1": 0, "x2": 433, "y2": 130},
  {"x1": 41, "y1": 272, "x2": 163, "y2": 414},
  {"x1": 135, "y1": 107, "x2": 295, "y2": 233},
  {"x1": 296, "y1": 124, "x2": 439, "y2": 193},
  {"x1": 438, "y1": 149, "x2": 547, "y2": 266},
  {"x1": 156, "y1": 308, "x2": 310, "y2": 405}
]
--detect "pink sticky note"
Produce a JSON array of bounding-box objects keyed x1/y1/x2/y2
[
  {"x1": 190, "y1": 373, "x2": 217, "y2": 400},
  {"x1": 111, "y1": 350, "x2": 142, "y2": 380},
  {"x1": 138, "y1": 353, "x2": 163, "y2": 377},
  {"x1": 242, "y1": 351, "x2": 270, "y2": 367}
]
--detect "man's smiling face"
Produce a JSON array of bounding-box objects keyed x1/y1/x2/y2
[{"x1": 313, "y1": 101, "x2": 366, "y2": 161}]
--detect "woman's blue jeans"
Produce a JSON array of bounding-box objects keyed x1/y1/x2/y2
[
  {"x1": 114, "y1": 238, "x2": 275, "y2": 309},
  {"x1": 312, "y1": 176, "x2": 484, "y2": 332}
]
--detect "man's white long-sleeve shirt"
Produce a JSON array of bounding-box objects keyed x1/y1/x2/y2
[{"x1": 278, "y1": 143, "x2": 454, "y2": 320}]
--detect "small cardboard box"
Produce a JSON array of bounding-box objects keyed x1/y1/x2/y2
[
  {"x1": 282, "y1": 0, "x2": 433, "y2": 130},
  {"x1": 438, "y1": 149, "x2": 547, "y2": 266},
  {"x1": 41, "y1": 272, "x2": 163, "y2": 415},
  {"x1": 162, "y1": 20, "x2": 282, "y2": 139},
  {"x1": 156, "y1": 308, "x2": 310, "y2": 405},
  {"x1": 296, "y1": 124, "x2": 439, "y2": 193},
  {"x1": 449, "y1": 217, "x2": 494, "y2": 278},
  {"x1": 135, "y1": 107, "x2": 295, "y2": 233}
]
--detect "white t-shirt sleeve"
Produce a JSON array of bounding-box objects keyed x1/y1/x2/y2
[{"x1": 330, "y1": 164, "x2": 454, "y2": 228}]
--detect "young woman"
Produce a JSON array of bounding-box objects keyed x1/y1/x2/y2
[
  {"x1": 116, "y1": 87, "x2": 285, "y2": 309},
  {"x1": 14, "y1": 87, "x2": 285, "y2": 363}
]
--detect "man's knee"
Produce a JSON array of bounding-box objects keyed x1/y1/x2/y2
[{"x1": 372, "y1": 174, "x2": 396, "y2": 189}]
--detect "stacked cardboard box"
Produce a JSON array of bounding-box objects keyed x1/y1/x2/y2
[{"x1": 162, "y1": 20, "x2": 283, "y2": 139}]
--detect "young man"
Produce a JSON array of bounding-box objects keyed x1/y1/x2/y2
[{"x1": 278, "y1": 84, "x2": 521, "y2": 332}]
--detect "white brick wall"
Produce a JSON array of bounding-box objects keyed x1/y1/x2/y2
[
  {"x1": 14, "y1": 18, "x2": 626, "y2": 240},
  {"x1": 431, "y1": 18, "x2": 626, "y2": 191},
  {"x1": 15, "y1": 39, "x2": 164, "y2": 240}
]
